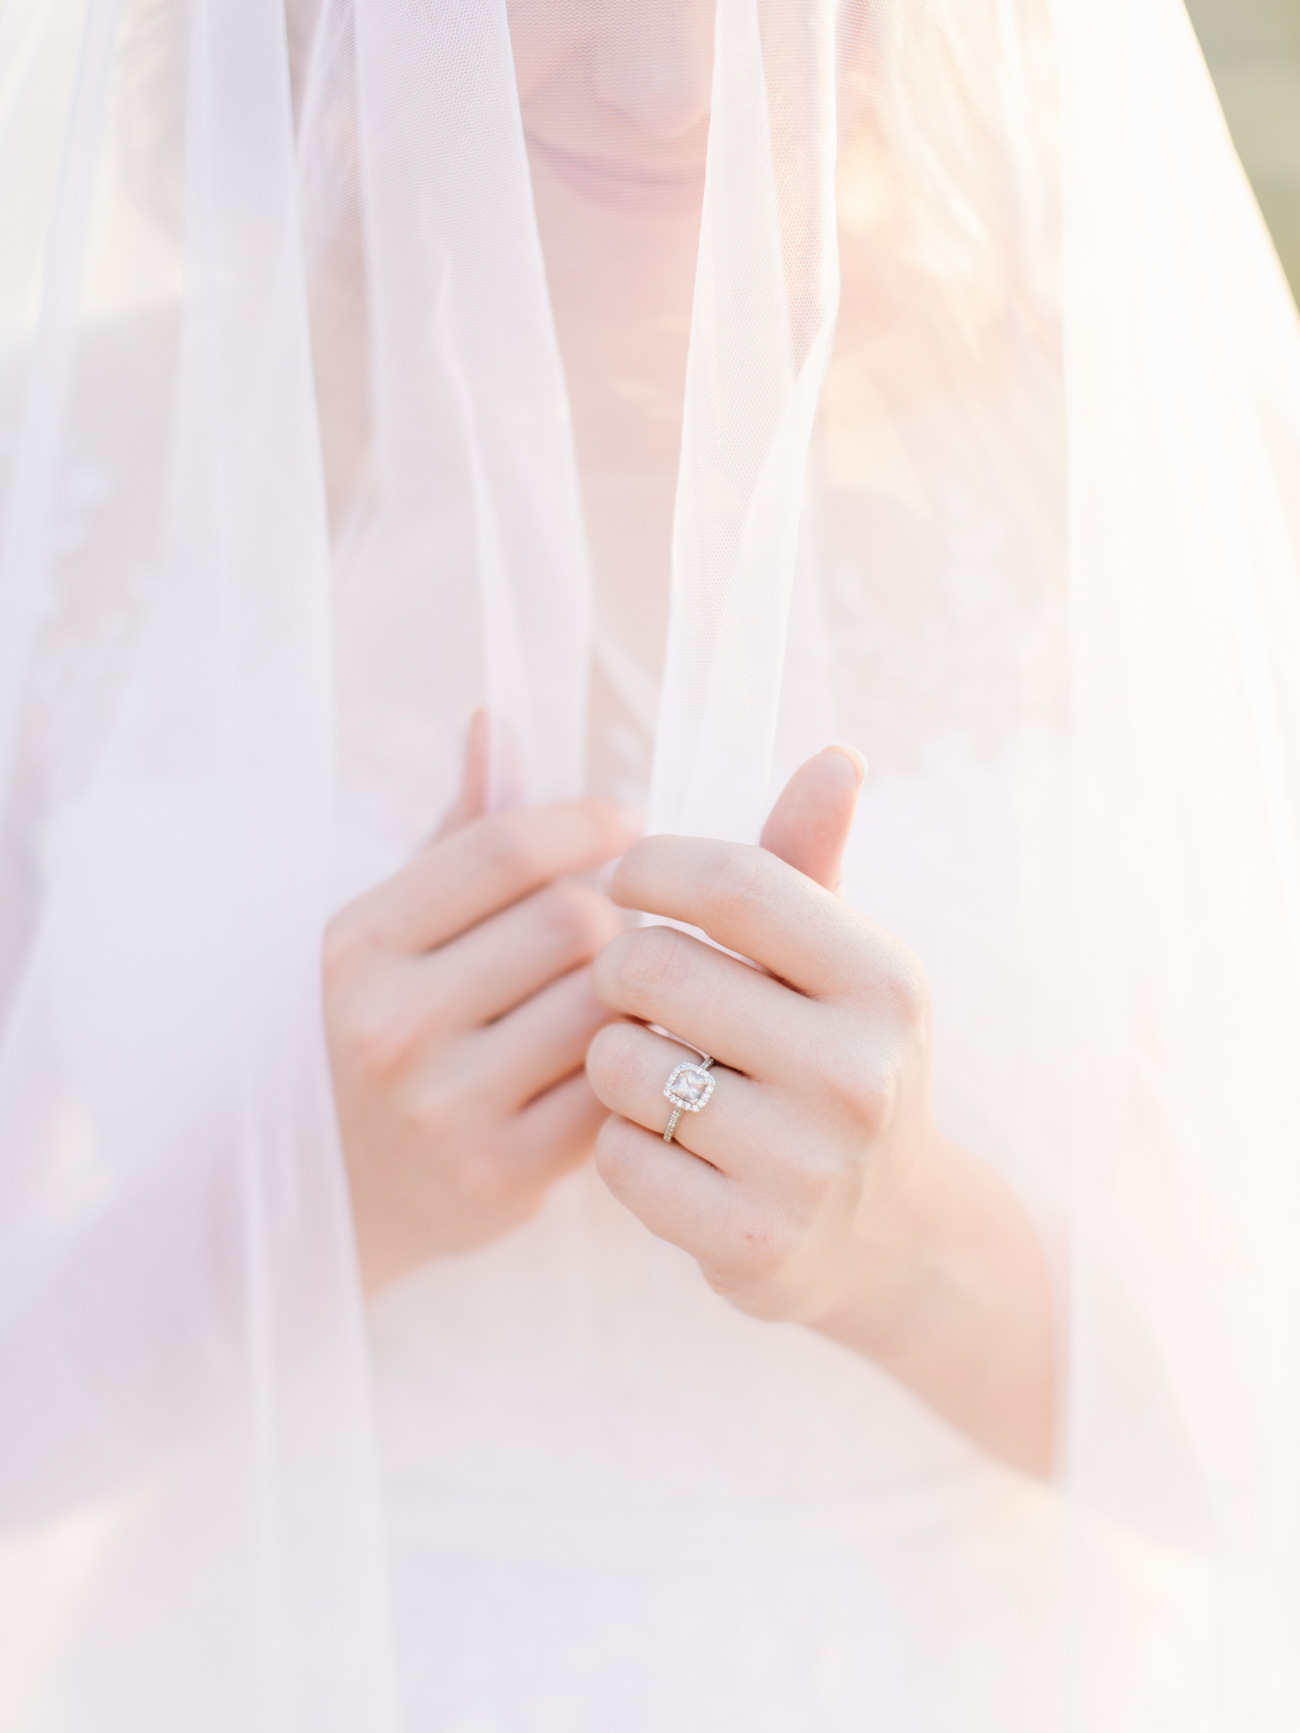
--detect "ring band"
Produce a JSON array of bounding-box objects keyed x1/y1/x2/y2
[{"x1": 663, "y1": 1055, "x2": 715, "y2": 1143}]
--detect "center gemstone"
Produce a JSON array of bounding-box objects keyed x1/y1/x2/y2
[{"x1": 670, "y1": 1068, "x2": 708, "y2": 1103}]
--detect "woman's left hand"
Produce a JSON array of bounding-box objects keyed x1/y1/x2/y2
[
  {"x1": 586, "y1": 748, "x2": 1057, "y2": 1475},
  {"x1": 586, "y1": 747, "x2": 935, "y2": 1330}
]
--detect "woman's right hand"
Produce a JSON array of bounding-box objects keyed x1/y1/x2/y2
[{"x1": 324, "y1": 719, "x2": 637, "y2": 1291}]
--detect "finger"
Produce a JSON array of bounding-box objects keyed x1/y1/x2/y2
[
  {"x1": 355, "y1": 799, "x2": 639, "y2": 954},
  {"x1": 417, "y1": 877, "x2": 623, "y2": 1029},
  {"x1": 433, "y1": 708, "x2": 490, "y2": 839},
  {"x1": 446, "y1": 1070, "x2": 602, "y2": 1240},
  {"x1": 468, "y1": 966, "x2": 614, "y2": 1108},
  {"x1": 586, "y1": 1020, "x2": 776, "y2": 1177},
  {"x1": 589, "y1": 921, "x2": 818, "y2": 1077},
  {"x1": 594, "y1": 1113, "x2": 743, "y2": 1268},
  {"x1": 759, "y1": 745, "x2": 864, "y2": 892},
  {"x1": 608, "y1": 836, "x2": 874, "y2": 999},
  {"x1": 505, "y1": 1068, "x2": 607, "y2": 1175}
]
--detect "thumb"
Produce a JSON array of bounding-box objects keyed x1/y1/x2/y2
[{"x1": 759, "y1": 745, "x2": 865, "y2": 892}]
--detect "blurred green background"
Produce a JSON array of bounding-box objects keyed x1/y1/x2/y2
[{"x1": 1188, "y1": 0, "x2": 1300, "y2": 299}]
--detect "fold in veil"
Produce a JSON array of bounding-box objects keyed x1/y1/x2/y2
[{"x1": 1, "y1": 0, "x2": 1299, "y2": 1727}]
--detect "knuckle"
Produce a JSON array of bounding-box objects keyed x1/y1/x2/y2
[
  {"x1": 697, "y1": 844, "x2": 772, "y2": 926},
  {"x1": 848, "y1": 1059, "x2": 900, "y2": 1137},
  {"x1": 613, "y1": 924, "x2": 684, "y2": 1000},
  {"x1": 879, "y1": 949, "x2": 929, "y2": 1030},
  {"x1": 454, "y1": 1151, "x2": 522, "y2": 1218},
  {"x1": 321, "y1": 907, "x2": 376, "y2": 990},
  {"x1": 581, "y1": 798, "x2": 632, "y2": 858},
  {"x1": 478, "y1": 813, "x2": 543, "y2": 891},
  {"x1": 818, "y1": 1036, "x2": 899, "y2": 1135},
  {"x1": 329, "y1": 987, "x2": 422, "y2": 1087},
  {"x1": 351, "y1": 1011, "x2": 417, "y2": 1087},
  {"x1": 537, "y1": 879, "x2": 615, "y2": 959},
  {"x1": 850, "y1": 929, "x2": 929, "y2": 1030},
  {"x1": 404, "y1": 1080, "x2": 455, "y2": 1146}
]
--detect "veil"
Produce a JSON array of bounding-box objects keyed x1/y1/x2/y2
[{"x1": 2, "y1": 0, "x2": 1300, "y2": 1726}]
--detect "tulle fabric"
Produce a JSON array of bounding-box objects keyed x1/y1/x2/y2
[
  {"x1": 1058, "y1": 0, "x2": 1300, "y2": 1716},
  {"x1": 0, "y1": 0, "x2": 1298, "y2": 1727}
]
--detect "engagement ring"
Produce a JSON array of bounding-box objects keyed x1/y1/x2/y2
[{"x1": 663, "y1": 1056, "x2": 715, "y2": 1143}]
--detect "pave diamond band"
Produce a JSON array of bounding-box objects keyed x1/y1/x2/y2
[{"x1": 663, "y1": 1056, "x2": 715, "y2": 1143}]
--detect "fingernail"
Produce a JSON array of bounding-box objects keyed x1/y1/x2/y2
[
  {"x1": 597, "y1": 857, "x2": 622, "y2": 895},
  {"x1": 821, "y1": 743, "x2": 867, "y2": 786}
]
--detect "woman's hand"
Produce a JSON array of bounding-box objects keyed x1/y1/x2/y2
[
  {"x1": 325, "y1": 718, "x2": 637, "y2": 1291},
  {"x1": 585, "y1": 749, "x2": 1056, "y2": 1475}
]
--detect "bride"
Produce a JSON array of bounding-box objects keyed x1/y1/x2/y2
[{"x1": 2, "y1": 0, "x2": 1299, "y2": 1728}]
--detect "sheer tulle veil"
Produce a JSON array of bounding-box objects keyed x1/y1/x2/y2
[{"x1": 2, "y1": 0, "x2": 1300, "y2": 1726}]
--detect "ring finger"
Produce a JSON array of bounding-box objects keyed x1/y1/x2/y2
[{"x1": 586, "y1": 1020, "x2": 777, "y2": 1177}]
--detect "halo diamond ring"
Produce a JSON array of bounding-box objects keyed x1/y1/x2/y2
[{"x1": 663, "y1": 1056, "x2": 715, "y2": 1143}]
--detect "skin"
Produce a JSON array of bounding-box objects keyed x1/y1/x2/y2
[
  {"x1": 586, "y1": 752, "x2": 1057, "y2": 1478},
  {"x1": 327, "y1": 716, "x2": 638, "y2": 1287},
  {"x1": 327, "y1": 4, "x2": 1058, "y2": 1477},
  {"x1": 330, "y1": 728, "x2": 1056, "y2": 1474}
]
